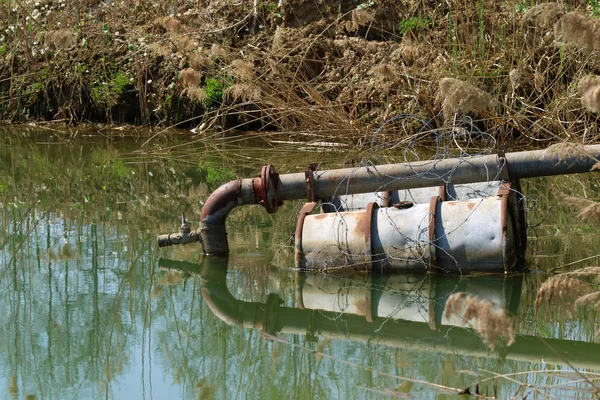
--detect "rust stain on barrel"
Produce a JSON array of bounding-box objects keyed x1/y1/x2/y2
[
  {"x1": 314, "y1": 214, "x2": 328, "y2": 220},
  {"x1": 352, "y1": 212, "x2": 369, "y2": 236},
  {"x1": 467, "y1": 202, "x2": 475, "y2": 210}
]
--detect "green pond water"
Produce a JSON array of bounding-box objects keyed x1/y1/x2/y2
[{"x1": 1, "y1": 128, "x2": 599, "y2": 399}]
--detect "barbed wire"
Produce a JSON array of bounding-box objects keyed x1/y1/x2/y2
[{"x1": 289, "y1": 112, "x2": 540, "y2": 274}]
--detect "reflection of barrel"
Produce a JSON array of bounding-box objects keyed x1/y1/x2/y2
[
  {"x1": 158, "y1": 257, "x2": 600, "y2": 370},
  {"x1": 297, "y1": 273, "x2": 517, "y2": 329},
  {"x1": 298, "y1": 190, "x2": 524, "y2": 272}
]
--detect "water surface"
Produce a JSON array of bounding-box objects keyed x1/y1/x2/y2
[{"x1": 1, "y1": 128, "x2": 599, "y2": 399}]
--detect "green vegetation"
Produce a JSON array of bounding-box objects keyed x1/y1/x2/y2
[
  {"x1": 110, "y1": 71, "x2": 131, "y2": 96},
  {"x1": 590, "y1": 0, "x2": 600, "y2": 18},
  {"x1": 398, "y1": 16, "x2": 432, "y2": 36},
  {"x1": 91, "y1": 69, "x2": 132, "y2": 111},
  {"x1": 1, "y1": 0, "x2": 600, "y2": 144},
  {"x1": 515, "y1": 0, "x2": 534, "y2": 14},
  {"x1": 203, "y1": 75, "x2": 232, "y2": 107}
]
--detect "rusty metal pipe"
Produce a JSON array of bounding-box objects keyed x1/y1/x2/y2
[
  {"x1": 198, "y1": 165, "x2": 282, "y2": 255},
  {"x1": 278, "y1": 144, "x2": 600, "y2": 200},
  {"x1": 198, "y1": 179, "x2": 254, "y2": 255},
  {"x1": 159, "y1": 145, "x2": 599, "y2": 256}
]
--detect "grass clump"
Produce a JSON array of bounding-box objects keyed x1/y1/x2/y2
[
  {"x1": 535, "y1": 267, "x2": 600, "y2": 337},
  {"x1": 438, "y1": 78, "x2": 497, "y2": 123},
  {"x1": 579, "y1": 75, "x2": 600, "y2": 114}
]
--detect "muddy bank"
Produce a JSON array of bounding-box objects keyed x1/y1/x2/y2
[{"x1": 1, "y1": 0, "x2": 600, "y2": 143}]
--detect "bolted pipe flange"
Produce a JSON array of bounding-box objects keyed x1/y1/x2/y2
[{"x1": 254, "y1": 164, "x2": 282, "y2": 214}]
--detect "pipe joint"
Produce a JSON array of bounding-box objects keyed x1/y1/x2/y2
[{"x1": 252, "y1": 164, "x2": 282, "y2": 214}]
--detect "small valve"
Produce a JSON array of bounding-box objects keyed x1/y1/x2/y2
[
  {"x1": 180, "y1": 212, "x2": 191, "y2": 235},
  {"x1": 157, "y1": 212, "x2": 200, "y2": 247}
]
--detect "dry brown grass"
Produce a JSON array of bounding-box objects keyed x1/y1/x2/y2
[
  {"x1": 575, "y1": 291, "x2": 600, "y2": 308},
  {"x1": 545, "y1": 143, "x2": 585, "y2": 163},
  {"x1": 579, "y1": 75, "x2": 600, "y2": 114},
  {"x1": 173, "y1": 35, "x2": 198, "y2": 53},
  {"x1": 229, "y1": 60, "x2": 255, "y2": 80},
  {"x1": 564, "y1": 267, "x2": 600, "y2": 279},
  {"x1": 189, "y1": 54, "x2": 212, "y2": 72},
  {"x1": 592, "y1": 162, "x2": 600, "y2": 172},
  {"x1": 156, "y1": 16, "x2": 184, "y2": 34},
  {"x1": 508, "y1": 68, "x2": 525, "y2": 92},
  {"x1": 210, "y1": 43, "x2": 228, "y2": 60},
  {"x1": 444, "y1": 292, "x2": 515, "y2": 350},
  {"x1": 522, "y1": 3, "x2": 565, "y2": 33},
  {"x1": 179, "y1": 68, "x2": 202, "y2": 87},
  {"x1": 370, "y1": 63, "x2": 397, "y2": 80},
  {"x1": 5, "y1": 0, "x2": 600, "y2": 139},
  {"x1": 183, "y1": 86, "x2": 206, "y2": 102},
  {"x1": 554, "y1": 12, "x2": 600, "y2": 53},
  {"x1": 223, "y1": 83, "x2": 261, "y2": 102},
  {"x1": 578, "y1": 202, "x2": 600, "y2": 223},
  {"x1": 147, "y1": 41, "x2": 175, "y2": 58},
  {"x1": 557, "y1": 193, "x2": 600, "y2": 223},
  {"x1": 45, "y1": 29, "x2": 78, "y2": 50},
  {"x1": 438, "y1": 78, "x2": 497, "y2": 123},
  {"x1": 536, "y1": 267, "x2": 600, "y2": 338},
  {"x1": 349, "y1": 8, "x2": 375, "y2": 30},
  {"x1": 535, "y1": 275, "x2": 594, "y2": 311}
]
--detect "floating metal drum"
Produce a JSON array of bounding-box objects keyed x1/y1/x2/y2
[{"x1": 295, "y1": 183, "x2": 526, "y2": 273}]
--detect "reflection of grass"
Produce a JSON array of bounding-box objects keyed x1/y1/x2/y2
[
  {"x1": 444, "y1": 292, "x2": 515, "y2": 350},
  {"x1": 91, "y1": 148, "x2": 131, "y2": 179},
  {"x1": 197, "y1": 161, "x2": 236, "y2": 186}
]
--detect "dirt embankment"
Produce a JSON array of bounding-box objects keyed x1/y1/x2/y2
[{"x1": 1, "y1": 0, "x2": 600, "y2": 142}]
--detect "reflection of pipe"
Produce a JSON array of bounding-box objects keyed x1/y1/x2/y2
[
  {"x1": 158, "y1": 145, "x2": 600, "y2": 256},
  {"x1": 158, "y1": 257, "x2": 600, "y2": 370}
]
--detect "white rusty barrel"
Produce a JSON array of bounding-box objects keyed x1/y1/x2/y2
[{"x1": 295, "y1": 183, "x2": 525, "y2": 273}]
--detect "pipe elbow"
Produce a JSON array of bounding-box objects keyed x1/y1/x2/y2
[
  {"x1": 200, "y1": 179, "x2": 244, "y2": 225},
  {"x1": 198, "y1": 165, "x2": 281, "y2": 256},
  {"x1": 198, "y1": 179, "x2": 244, "y2": 255}
]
